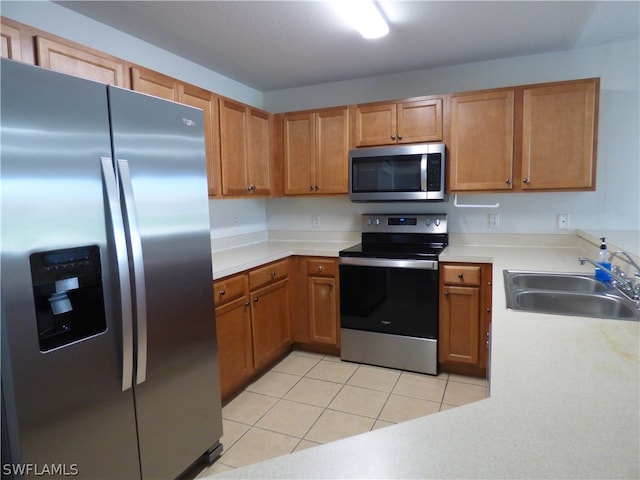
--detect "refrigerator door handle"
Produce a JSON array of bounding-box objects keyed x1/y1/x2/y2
[
  {"x1": 117, "y1": 159, "x2": 148, "y2": 385},
  {"x1": 100, "y1": 157, "x2": 134, "y2": 392}
]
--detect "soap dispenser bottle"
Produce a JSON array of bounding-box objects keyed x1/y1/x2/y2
[{"x1": 594, "y1": 237, "x2": 612, "y2": 282}]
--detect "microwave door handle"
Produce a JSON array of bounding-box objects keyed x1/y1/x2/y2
[{"x1": 421, "y1": 155, "x2": 427, "y2": 191}]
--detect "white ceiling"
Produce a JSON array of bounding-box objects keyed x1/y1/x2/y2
[{"x1": 56, "y1": 1, "x2": 640, "y2": 92}]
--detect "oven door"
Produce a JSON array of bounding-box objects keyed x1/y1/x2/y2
[{"x1": 339, "y1": 257, "x2": 439, "y2": 339}]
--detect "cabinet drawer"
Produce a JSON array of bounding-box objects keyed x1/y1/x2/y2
[
  {"x1": 442, "y1": 265, "x2": 481, "y2": 286},
  {"x1": 249, "y1": 259, "x2": 289, "y2": 290},
  {"x1": 213, "y1": 273, "x2": 248, "y2": 307},
  {"x1": 307, "y1": 258, "x2": 336, "y2": 277}
]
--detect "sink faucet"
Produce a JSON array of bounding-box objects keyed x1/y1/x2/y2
[
  {"x1": 579, "y1": 257, "x2": 640, "y2": 301},
  {"x1": 609, "y1": 250, "x2": 640, "y2": 275}
]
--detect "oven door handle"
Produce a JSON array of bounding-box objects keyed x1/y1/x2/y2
[{"x1": 339, "y1": 257, "x2": 438, "y2": 270}]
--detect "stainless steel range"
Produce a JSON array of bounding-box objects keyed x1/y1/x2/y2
[{"x1": 339, "y1": 214, "x2": 448, "y2": 375}]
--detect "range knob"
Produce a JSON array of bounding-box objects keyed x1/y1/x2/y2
[
  {"x1": 425, "y1": 218, "x2": 431, "y2": 226},
  {"x1": 435, "y1": 218, "x2": 440, "y2": 226},
  {"x1": 376, "y1": 218, "x2": 381, "y2": 226}
]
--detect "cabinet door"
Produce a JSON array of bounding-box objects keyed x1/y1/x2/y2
[
  {"x1": 308, "y1": 276, "x2": 338, "y2": 345},
  {"x1": 283, "y1": 112, "x2": 315, "y2": 194},
  {"x1": 131, "y1": 67, "x2": 177, "y2": 100},
  {"x1": 521, "y1": 80, "x2": 597, "y2": 190},
  {"x1": 355, "y1": 103, "x2": 396, "y2": 147},
  {"x1": 450, "y1": 90, "x2": 515, "y2": 191},
  {"x1": 247, "y1": 108, "x2": 272, "y2": 195},
  {"x1": 36, "y1": 36, "x2": 127, "y2": 87},
  {"x1": 1, "y1": 23, "x2": 22, "y2": 61},
  {"x1": 180, "y1": 85, "x2": 221, "y2": 197},
  {"x1": 215, "y1": 297, "x2": 253, "y2": 400},
  {"x1": 440, "y1": 286, "x2": 480, "y2": 364},
  {"x1": 397, "y1": 98, "x2": 443, "y2": 143},
  {"x1": 251, "y1": 279, "x2": 291, "y2": 370},
  {"x1": 316, "y1": 107, "x2": 350, "y2": 194},
  {"x1": 219, "y1": 98, "x2": 249, "y2": 195}
]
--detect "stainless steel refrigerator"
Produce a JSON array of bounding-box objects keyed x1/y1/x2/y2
[{"x1": 1, "y1": 59, "x2": 223, "y2": 479}]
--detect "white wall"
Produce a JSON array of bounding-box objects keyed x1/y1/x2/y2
[{"x1": 264, "y1": 38, "x2": 640, "y2": 235}]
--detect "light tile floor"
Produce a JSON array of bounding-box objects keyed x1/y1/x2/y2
[{"x1": 198, "y1": 350, "x2": 488, "y2": 477}]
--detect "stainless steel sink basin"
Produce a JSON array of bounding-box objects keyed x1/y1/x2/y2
[
  {"x1": 513, "y1": 291, "x2": 638, "y2": 319},
  {"x1": 503, "y1": 270, "x2": 639, "y2": 320},
  {"x1": 509, "y1": 272, "x2": 607, "y2": 293}
]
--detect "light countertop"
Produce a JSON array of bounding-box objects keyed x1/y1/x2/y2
[{"x1": 208, "y1": 233, "x2": 640, "y2": 479}]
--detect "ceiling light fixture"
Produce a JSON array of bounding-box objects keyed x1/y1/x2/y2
[{"x1": 333, "y1": 0, "x2": 389, "y2": 40}]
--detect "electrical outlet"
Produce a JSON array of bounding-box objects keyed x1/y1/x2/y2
[
  {"x1": 489, "y1": 214, "x2": 500, "y2": 229},
  {"x1": 233, "y1": 217, "x2": 239, "y2": 230},
  {"x1": 557, "y1": 214, "x2": 569, "y2": 230},
  {"x1": 312, "y1": 215, "x2": 320, "y2": 229}
]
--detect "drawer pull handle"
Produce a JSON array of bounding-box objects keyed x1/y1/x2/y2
[
  {"x1": 218, "y1": 290, "x2": 226, "y2": 296},
  {"x1": 317, "y1": 265, "x2": 324, "y2": 272},
  {"x1": 457, "y1": 273, "x2": 463, "y2": 279},
  {"x1": 270, "y1": 271, "x2": 276, "y2": 277}
]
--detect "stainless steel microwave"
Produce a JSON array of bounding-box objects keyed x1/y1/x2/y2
[{"x1": 349, "y1": 143, "x2": 445, "y2": 202}]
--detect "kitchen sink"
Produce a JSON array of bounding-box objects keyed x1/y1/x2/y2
[
  {"x1": 513, "y1": 291, "x2": 638, "y2": 319},
  {"x1": 508, "y1": 271, "x2": 608, "y2": 293},
  {"x1": 503, "y1": 270, "x2": 640, "y2": 320}
]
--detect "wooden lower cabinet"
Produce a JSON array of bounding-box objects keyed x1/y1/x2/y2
[
  {"x1": 215, "y1": 295, "x2": 253, "y2": 400},
  {"x1": 250, "y1": 278, "x2": 291, "y2": 370},
  {"x1": 439, "y1": 263, "x2": 492, "y2": 377},
  {"x1": 290, "y1": 257, "x2": 340, "y2": 354},
  {"x1": 214, "y1": 260, "x2": 291, "y2": 401}
]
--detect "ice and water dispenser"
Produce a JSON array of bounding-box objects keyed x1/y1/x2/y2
[{"x1": 30, "y1": 245, "x2": 107, "y2": 351}]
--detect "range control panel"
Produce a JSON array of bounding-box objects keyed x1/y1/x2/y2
[{"x1": 361, "y1": 214, "x2": 448, "y2": 234}]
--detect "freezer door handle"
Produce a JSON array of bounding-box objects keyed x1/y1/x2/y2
[
  {"x1": 117, "y1": 159, "x2": 148, "y2": 386},
  {"x1": 101, "y1": 157, "x2": 134, "y2": 391}
]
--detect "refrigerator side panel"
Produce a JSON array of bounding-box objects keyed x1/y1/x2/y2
[
  {"x1": 0, "y1": 60, "x2": 141, "y2": 479},
  {"x1": 108, "y1": 87, "x2": 223, "y2": 479}
]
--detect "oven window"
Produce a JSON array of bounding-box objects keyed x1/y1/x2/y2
[
  {"x1": 339, "y1": 264, "x2": 438, "y2": 339},
  {"x1": 351, "y1": 155, "x2": 422, "y2": 192}
]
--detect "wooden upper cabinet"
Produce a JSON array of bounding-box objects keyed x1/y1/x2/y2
[
  {"x1": 521, "y1": 79, "x2": 598, "y2": 190},
  {"x1": 1, "y1": 22, "x2": 22, "y2": 61},
  {"x1": 36, "y1": 36, "x2": 127, "y2": 87},
  {"x1": 179, "y1": 84, "x2": 221, "y2": 197},
  {"x1": 131, "y1": 66, "x2": 178, "y2": 101},
  {"x1": 449, "y1": 89, "x2": 515, "y2": 191},
  {"x1": 283, "y1": 106, "x2": 350, "y2": 195},
  {"x1": 219, "y1": 98, "x2": 272, "y2": 196},
  {"x1": 355, "y1": 97, "x2": 443, "y2": 147},
  {"x1": 448, "y1": 78, "x2": 598, "y2": 193},
  {"x1": 283, "y1": 112, "x2": 314, "y2": 195}
]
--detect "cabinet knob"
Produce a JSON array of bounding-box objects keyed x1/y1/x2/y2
[
  {"x1": 523, "y1": 178, "x2": 530, "y2": 184},
  {"x1": 310, "y1": 185, "x2": 315, "y2": 191},
  {"x1": 314, "y1": 185, "x2": 319, "y2": 191},
  {"x1": 270, "y1": 271, "x2": 276, "y2": 277},
  {"x1": 444, "y1": 291, "x2": 449, "y2": 296},
  {"x1": 397, "y1": 134, "x2": 403, "y2": 140},
  {"x1": 458, "y1": 273, "x2": 464, "y2": 279},
  {"x1": 218, "y1": 289, "x2": 226, "y2": 296},
  {"x1": 247, "y1": 185, "x2": 256, "y2": 191},
  {"x1": 244, "y1": 302, "x2": 250, "y2": 307},
  {"x1": 486, "y1": 308, "x2": 492, "y2": 313},
  {"x1": 317, "y1": 265, "x2": 324, "y2": 272},
  {"x1": 391, "y1": 134, "x2": 396, "y2": 140},
  {"x1": 253, "y1": 296, "x2": 259, "y2": 302},
  {"x1": 505, "y1": 179, "x2": 512, "y2": 185}
]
